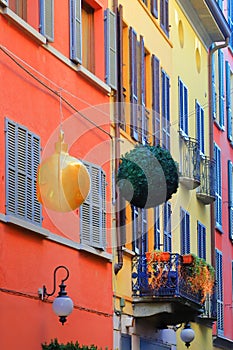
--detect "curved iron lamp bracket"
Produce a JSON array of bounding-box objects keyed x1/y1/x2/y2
[{"x1": 42, "y1": 265, "x2": 70, "y2": 299}]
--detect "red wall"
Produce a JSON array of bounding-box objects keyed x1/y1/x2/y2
[{"x1": 0, "y1": 0, "x2": 113, "y2": 348}]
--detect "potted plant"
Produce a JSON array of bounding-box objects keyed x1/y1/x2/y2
[
  {"x1": 181, "y1": 253, "x2": 194, "y2": 264},
  {"x1": 117, "y1": 145, "x2": 179, "y2": 208},
  {"x1": 146, "y1": 250, "x2": 170, "y2": 263},
  {"x1": 146, "y1": 250, "x2": 171, "y2": 290}
]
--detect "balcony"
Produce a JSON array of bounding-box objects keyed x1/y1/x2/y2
[
  {"x1": 179, "y1": 137, "x2": 201, "y2": 190},
  {"x1": 132, "y1": 253, "x2": 214, "y2": 327},
  {"x1": 196, "y1": 157, "x2": 215, "y2": 205}
]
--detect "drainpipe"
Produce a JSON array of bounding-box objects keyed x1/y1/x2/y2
[
  {"x1": 113, "y1": 0, "x2": 123, "y2": 275},
  {"x1": 208, "y1": 37, "x2": 229, "y2": 269}
]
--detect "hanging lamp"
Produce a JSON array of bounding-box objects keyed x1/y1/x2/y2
[{"x1": 37, "y1": 130, "x2": 90, "y2": 212}]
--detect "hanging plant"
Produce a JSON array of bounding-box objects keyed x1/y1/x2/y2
[
  {"x1": 42, "y1": 339, "x2": 104, "y2": 350},
  {"x1": 117, "y1": 145, "x2": 179, "y2": 208}
]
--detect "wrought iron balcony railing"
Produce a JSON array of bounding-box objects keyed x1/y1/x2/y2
[
  {"x1": 132, "y1": 253, "x2": 211, "y2": 308},
  {"x1": 196, "y1": 157, "x2": 216, "y2": 204},
  {"x1": 179, "y1": 136, "x2": 201, "y2": 190}
]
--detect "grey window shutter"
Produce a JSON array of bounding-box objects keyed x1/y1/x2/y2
[
  {"x1": 104, "y1": 9, "x2": 117, "y2": 90},
  {"x1": 70, "y1": 0, "x2": 82, "y2": 63},
  {"x1": 152, "y1": 54, "x2": 160, "y2": 145},
  {"x1": 5, "y1": 119, "x2": 42, "y2": 225},
  {"x1": 80, "y1": 163, "x2": 106, "y2": 249},
  {"x1": 212, "y1": 54, "x2": 217, "y2": 119},
  {"x1": 40, "y1": 0, "x2": 54, "y2": 42},
  {"x1": 216, "y1": 250, "x2": 224, "y2": 334},
  {"x1": 129, "y1": 27, "x2": 138, "y2": 141},
  {"x1": 218, "y1": 50, "x2": 224, "y2": 127}
]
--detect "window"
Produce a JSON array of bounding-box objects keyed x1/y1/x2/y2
[
  {"x1": 151, "y1": 0, "x2": 158, "y2": 18},
  {"x1": 228, "y1": 0, "x2": 233, "y2": 49},
  {"x1": 154, "y1": 206, "x2": 160, "y2": 250},
  {"x1": 152, "y1": 54, "x2": 160, "y2": 146},
  {"x1": 160, "y1": 0, "x2": 169, "y2": 36},
  {"x1": 9, "y1": 0, "x2": 27, "y2": 20},
  {"x1": 80, "y1": 162, "x2": 106, "y2": 249},
  {"x1": 216, "y1": 249, "x2": 223, "y2": 335},
  {"x1": 197, "y1": 221, "x2": 206, "y2": 260},
  {"x1": 196, "y1": 100, "x2": 204, "y2": 154},
  {"x1": 161, "y1": 69, "x2": 170, "y2": 150},
  {"x1": 180, "y1": 208, "x2": 190, "y2": 255},
  {"x1": 228, "y1": 161, "x2": 233, "y2": 240},
  {"x1": 70, "y1": 0, "x2": 95, "y2": 72},
  {"x1": 40, "y1": 0, "x2": 54, "y2": 42},
  {"x1": 226, "y1": 61, "x2": 233, "y2": 142},
  {"x1": 178, "y1": 78, "x2": 188, "y2": 137},
  {"x1": 164, "y1": 202, "x2": 171, "y2": 252},
  {"x1": 121, "y1": 334, "x2": 131, "y2": 350},
  {"x1": 132, "y1": 206, "x2": 148, "y2": 254},
  {"x1": 5, "y1": 119, "x2": 42, "y2": 225},
  {"x1": 214, "y1": 144, "x2": 222, "y2": 230},
  {"x1": 104, "y1": 9, "x2": 117, "y2": 89}
]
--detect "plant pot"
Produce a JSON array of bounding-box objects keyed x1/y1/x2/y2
[
  {"x1": 146, "y1": 251, "x2": 170, "y2": 262},
  {"x1": 181, "y1": 254, "x2": 194, "y2": 264}
]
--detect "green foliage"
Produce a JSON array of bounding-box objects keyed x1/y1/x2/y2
[
  {"x1": 42, "y1": 339, "x2": 105, "y2": 350},
  {"x1": 117, "y1": 145, "x2": 179, "y2": 208}
]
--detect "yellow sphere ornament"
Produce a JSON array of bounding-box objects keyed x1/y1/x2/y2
[{"x1": 37, "y1": 131, "x2": 90, "y2": 212}]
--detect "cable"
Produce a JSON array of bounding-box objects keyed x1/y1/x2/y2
[{"x1": 0, "y1": 45, "x2": 112, "y2": 139}]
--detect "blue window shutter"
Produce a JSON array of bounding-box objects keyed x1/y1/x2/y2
[
  {"x1": 216, "y1": 250, "x2": 224, "y2": 333},
  {"x1": 198, "y1": 221, "x2": 206, "y2": 259},
  {"x1": 226, "y1": 61, "x2": 232, "y2": 142},
  {"x1": 196, "y1": 100, "x2": 205, "y2": 154},
  {"x1": 214, "y1": 144, "x2": 222, "y2": 228},
  {"x1": 184, "y1": 85, "x2": 188, "y2": 135},
  {"x1": 180, "y1": 208, "x2": 185, "y2": 255},
  {"x1": 5, "y1": 119, "x2": 42, "y2": 225},
  {"x1": 228, "y1": 161, "x2": 233, "y2": 240},
  {"x1": 80, "y1": 163, "x2": 106, "y2": 249},
  {"x1": 212, "y1": 54, "x2": 216, "y2": 119},
  {"x1": 179, "y1": 78, "x2": 184, "y2": 132},
  {"x1": 162, "y1": 70, "x2": 170, "y2": 150},
  {"x1": 70, "y1": 0, "x2": 82, "y2": 63},
  {"x1": 39, "y1": 0, "x2": 54, "y2": 42},
  {"x1": 151, "y1": 0, "x2": 158, "y2": 18},
  {"x1": 129, "y1": 27, "x2": 138, "y2": 140},
  {"x1": 164, "y1": 202, "x2": 171, "y2": 252},
  {"x1": 218, "y1": 50, "x2": 224, "y2": 127},
  {"x1": 104, "y1": 9, "x2": 117, "y2": 90},
  {"x1": 154, "y1": 206, "x2": 160, "y2": 250},
  {"x1": 152, "y1": 55, "x2": 160, "y2": 145}
]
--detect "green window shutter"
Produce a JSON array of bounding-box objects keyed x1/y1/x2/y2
[
  {"x1": 104, "y1": 9, "x2": 117, "y2": 90},
  {"x1": 228, "y1": 161, "x2": 233, "y2": 241},
  {"x1": 5, "y1": 119, "x2": 42, "y2": 225},
  {"x1": 80, "y1": 163, "x2": 106, "y2": 249},
  {"x1": 226, "y1": 61, "x2": 232, "y2": 142},
  {"x1": 70, "y1": 0, "x2": 82, "y2": 64},
  {"x1": 39, "y1": 0, "x2": 54, "y2": 42}
]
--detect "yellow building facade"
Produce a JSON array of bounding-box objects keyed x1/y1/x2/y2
[{"x1": 108, "y1": 0, "x2": 230, "y2": 349}]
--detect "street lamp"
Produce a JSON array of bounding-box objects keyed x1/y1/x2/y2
[
  {"x1": 39, "y1": 265, "x2": 74, "y2": 325},
  {"x1": 180, "y1": 322, "x2": 195, "y2": 348}
]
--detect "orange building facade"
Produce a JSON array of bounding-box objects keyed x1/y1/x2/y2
[{"x1": 0, "y1": 0, "x2": 114, "y2": 349}]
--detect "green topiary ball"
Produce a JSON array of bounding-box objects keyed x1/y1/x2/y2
[{"x1": 117, "y1": 145, "x2": 179, "y2": 208}]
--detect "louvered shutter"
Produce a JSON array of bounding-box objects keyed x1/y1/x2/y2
[
  {"x1": 226, "y1": 61, "x2": 232, "y2": 142},
  {"x1": 5, "y1": 119, "x2": 41, "y2": 225},
  {"x1": 228, "y1": 161, "x2": 233, "y2": 240},
  {"x1": 141, "y1": 209, "x2": 148, "y2": 254},
  {"x1": 218, "y1": 50, "x2": 224, "y2": 128},
  {"x1": 129, "y1": 27, "x2": 138, "y2": 140},
  {"x1": 214, "y1": 144, "x2": 222, "y2": 228},
  {"x1": 164, "y1": 202, "x2": 171, "y2": 252},
  {"x1": 152, "y1": 55, "x2": 160, "y2": 145},
  {"x1": 104, "y1": 9, "x2": 117, "y2": 90},
  {"x1": 154, "y1": 206, "x2": 160, "y2": 250},
  {"x1": 140, "y1": 36, "x2": 147, "y2": 144},
  {"x1": 70, "y1": 0, "x2": 82, "y2": 63},
  {"x1": 80, "y1": 163, "x2": 106, "y2": 249},
  {"x1": 196, "y1": 101, "x2": 205, "y2": 154},
  {"x1": 39, "y1": 0, "x2": 54, "y2": 42},
  {"x1": 212, "y1": 53, "x2": 216, "y2": 119},
  {"x1": 198, "y1": 222, "x2": 206, "y2": 259},
  {"x1": 178, "y1": 78, "x2": 183, "y2": 132},
  {"x1": 216, "y1": 250, "x2": 224, "y2": 334},
  {"x1": 180, "y1": 208, "x2": 185, "y2": 255},
  {"x1": 162, "y1": 70, "x2": 170, "y2": 149},
  {"x1": 184, "y1": 85, "x2": 188, "y2": 135},
  {"x1": 151, "y1": 0, "x2": 158, "y2": 18}
]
